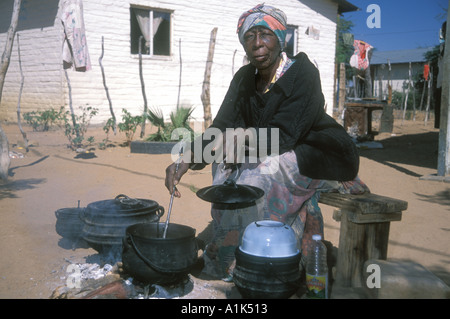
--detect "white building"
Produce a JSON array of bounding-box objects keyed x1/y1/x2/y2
[
  {"x1": 0, "y1": 0, "x2": 357, "y2": 127},
  {"x1": 370, "y1": 47, "x2": 433, "y2": 100}
]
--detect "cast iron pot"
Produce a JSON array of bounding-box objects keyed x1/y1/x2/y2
[
  {"x1": 122, "y1": 222, "x2": 199, "y2": 285},
  {"x1": 81, "y1": 194, "x2": 164, "y2": 253},
  {"x1": 55, "y1": 207, "x2": 85, "y2": 240}
]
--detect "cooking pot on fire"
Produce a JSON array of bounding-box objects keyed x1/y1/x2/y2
[
  {"x1": 81, "y1": 194, "x2": 164, "y2": 252},
  {"x1": 122, "y1": 222, "x2": 199, "y2": 285}
]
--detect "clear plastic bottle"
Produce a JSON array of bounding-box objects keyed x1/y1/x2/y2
[{"x1": 305, "y1": 234, "x2": 328, "y2": 299}]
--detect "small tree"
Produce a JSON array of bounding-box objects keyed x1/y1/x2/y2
[{"x1": 0, "y1": 0, "x2": 22, "y2": 181}]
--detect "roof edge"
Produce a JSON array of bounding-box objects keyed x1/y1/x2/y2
[{"x1": 332, "y1": 0, "x2": 359, "y2": 14}]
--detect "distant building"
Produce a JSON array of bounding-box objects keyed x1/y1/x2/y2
[{"x1": 370, "y1": 47, "x2": 433, "y2": 100}]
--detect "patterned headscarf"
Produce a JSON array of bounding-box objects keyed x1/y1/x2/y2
[{"x1": 237, "y1": 3, "x2": 287, "y2": 50}]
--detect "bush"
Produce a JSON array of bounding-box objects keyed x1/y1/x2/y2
[
  {"x1": 23, "y1": 106, "x2": 65, "y2": 131},
  {"x1": 62, "y1": 105, "x2": 98, "y2": 149},
  {"x1": 117, "y1": 109, "x2": 143, "y2": 145}
]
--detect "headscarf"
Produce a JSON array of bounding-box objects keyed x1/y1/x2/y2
[{"x1": 237, "y1": 3, "x2": 288, "y2": 50}]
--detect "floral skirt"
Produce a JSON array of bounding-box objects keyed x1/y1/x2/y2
[{"x1": 201, "y1": 151, "x2": 369, "y2": 279}]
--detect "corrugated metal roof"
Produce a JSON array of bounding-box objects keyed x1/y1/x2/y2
[{"x1": 370, "y1": 47, "x2": 434, "y2": 65}]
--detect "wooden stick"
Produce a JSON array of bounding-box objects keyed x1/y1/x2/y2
[
  {"x1": 139, "y1": 36, "x2": 148, "y2": 138},
  {"x1": 176, "y1": 38, "x2": 182, "y2": 110},
  {"x1": 99, "y1": 36, "x2": 116, "y2": 135},
  {"x1": 201, "y1": 27, "x2": 218, "y2": 130},
  {"x1": 425, "y1": 67, "x2": 433, "y2": 125},
  {"x1": 0, "y1": 0, "x2": 21, "y2": 181},
  {"x1": 16, "y1": 33, "x2": 29, "y2": 152}
]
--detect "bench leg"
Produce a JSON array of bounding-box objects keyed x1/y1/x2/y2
[{"x1": 335, "y1": 210, "x2": 391, "y2": 287}]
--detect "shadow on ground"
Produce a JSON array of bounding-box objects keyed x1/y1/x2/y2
[{"x1": 359, "y1": 132, "x2": 439, "y2": 177}]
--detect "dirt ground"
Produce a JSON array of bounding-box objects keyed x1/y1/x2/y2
[{"x1": 0, "y1": 117, "x2": 449, "y2": 299}]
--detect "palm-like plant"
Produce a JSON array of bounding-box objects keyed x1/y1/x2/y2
[{"x1": 146, "y1": 106, "x2": 194, "y2": 142}]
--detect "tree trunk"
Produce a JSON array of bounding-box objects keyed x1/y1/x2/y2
[
  {"x1": 139, "y1": 36, "x2": 148, "y2": 138},
  {"x1": 16, "y1": 33, "x2": 28, "y2": 152},
  {"x1": 0, "y1": 0, "x2": 22, "y2": 181},
  {"x1": 201, "y1": 28, "x2": 218, "y2": 130},
  {"x1": 99, "y1": 36, "x2": 116, "y2": 134}
]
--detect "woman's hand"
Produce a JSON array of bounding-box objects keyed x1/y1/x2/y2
[{"x1": 164, "y1": 160, "x2": 190, "y2": 198}]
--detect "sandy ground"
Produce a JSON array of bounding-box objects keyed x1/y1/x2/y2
[{"x1": 0, "y1": 117, "x2": 448, "y2": 299}]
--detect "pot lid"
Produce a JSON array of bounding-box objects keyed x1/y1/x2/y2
[
  {"x1": 196, "y1": 179, "x2": 264, "y2": 205},
  {"x1": 86, "y1": 194, "x2": 160, "y2": 215}
]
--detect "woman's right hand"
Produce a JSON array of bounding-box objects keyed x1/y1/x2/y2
[{"x1": 164, "y1": 160, "x2": 190, "y2": 198}]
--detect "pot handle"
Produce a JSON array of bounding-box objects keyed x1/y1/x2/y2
[
  {"x1": 78, "y1": 208, "x2": 87, "y2": 221},
  {"x1": 156, "y1": 205, "x2": 165, "y2": 219},
  {"x1": 127, "y1": 234, "x2": 189, "y2": 274},
  {"x1": 114, "y1": 194, "x2": 143, "y2": 208}
]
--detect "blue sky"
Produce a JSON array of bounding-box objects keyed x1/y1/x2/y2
[{"x1": 342, "y1": 0, "x2": 448, "y2": 52}]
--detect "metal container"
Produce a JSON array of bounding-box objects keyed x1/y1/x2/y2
[
  {"x1": 233, "y1": 220, "x2": 301, "y2": 299},
  {"x1": 81, "y1": 194, "x2": 164, "y2": 252},
  {"x1": 122, "y1": 222, "x2": 198, "y2": 284}
]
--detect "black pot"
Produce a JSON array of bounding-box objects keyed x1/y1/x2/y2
[
  {"x1": 233, "y1": 247, "x2": 301, "y2": 299},
  {"x1": 122, "y1": 222, "x2": 198, "y2": 285},
  {"x1": 81, "y1": 194, "x2": 164, "y2": 253},
  {"x1": 55, "y1": 207, "x2": 85, "y2": 239}
]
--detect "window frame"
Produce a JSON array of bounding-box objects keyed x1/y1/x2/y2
[
  {"x1": 130, "y1": 6, "x2": 173, "y2": 58},
  {"x1": 285, "y1": 25, "x2": 298, "y2": 56}
]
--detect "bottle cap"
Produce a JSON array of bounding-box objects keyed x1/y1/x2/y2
[{"x1": 312, "y1": 234, "x2": 322, "y2": 241}]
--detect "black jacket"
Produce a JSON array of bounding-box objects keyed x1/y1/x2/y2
[{"x1": 194, "y1": 52, "x2": 359, "y2": 181}]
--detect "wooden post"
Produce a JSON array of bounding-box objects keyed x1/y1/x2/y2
[
  {"x1": 425, "y1": 67, "x2": 433, "y2": 125},
  {"x1": 387, "y1": 59, "x2": 392, "y2": 104},
  {"x1": 335, "y1": 211, "x2": 366, "y2": 287},
  {"x1": 201, "y1": 27, "x2": 218, "y2": 130},
  {"x1": 16, "y1": 33, "x2": 29, "y2": 152},
  {"x1": 176, "y1": 38, "x2": 182, "y2": 110},
  {"x1": 338, "y1": 63, "x2": 346, "y2": 121},
  {"x1": 138, "y1": 36, "x2": 148, "y2": 138},
  {"x1": 437, "y1": 10, "x2": 450, "y2": 176},
  {"x1": 99, "y1": 36, "x2": 116, "y2": 135},
  {"x1": 0, "y1": 0, "x2": 22, "y2": 180}
]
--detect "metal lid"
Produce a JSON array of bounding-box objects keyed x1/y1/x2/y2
[
  {"x1": 196, "y1": 179, "x2": 264, "y2": 205},
  {"x1": 86, "y1": 194, "x2": 160, "y2": 216}
]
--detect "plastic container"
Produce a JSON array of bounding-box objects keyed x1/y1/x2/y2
[{"x1": 305, "y1": 234, "x2": 328, "y2": 299}]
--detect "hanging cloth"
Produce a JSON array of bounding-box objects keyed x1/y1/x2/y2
[
  {"x1": 423, "y1": 64, "x2": 430, "y2": 81},
  {"x1": 60, "y1": 0, "x2": 91, "y2": 71},
  {"x1": 349, "y1": 40, "x2": 372, "y2": 71}
]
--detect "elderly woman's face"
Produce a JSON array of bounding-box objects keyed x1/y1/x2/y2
[{"x1": 243, "y1": 26, "x2": 281, "y2": 70}]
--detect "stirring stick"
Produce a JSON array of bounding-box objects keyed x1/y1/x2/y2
[{"x1": 162, "y1": 146, "x2": 183, "y2": 238}]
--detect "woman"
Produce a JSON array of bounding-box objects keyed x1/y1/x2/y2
[{"x1": 165, "y1": 4, "x2": 367, "y2": 279}]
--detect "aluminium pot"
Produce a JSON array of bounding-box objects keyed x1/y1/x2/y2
[
  {"x1": 122, "y1": 222, "x2": 198, "y2": 285},
  {"x1": 81, "y1": 194, "x2": 164, "y2": 253}
]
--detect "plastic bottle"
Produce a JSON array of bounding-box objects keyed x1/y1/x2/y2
[{"x1": 305, "y1": 234, "x2": 328, "y2": 299}]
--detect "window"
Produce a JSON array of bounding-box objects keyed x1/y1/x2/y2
[
  {"x1": 285, "y1": 26, "x2": 298, "y2": 56},
  {"x1": 130, "y1": 7, "x2": 171, "y2": 56}
]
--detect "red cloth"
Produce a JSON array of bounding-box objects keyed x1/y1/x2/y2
[{"x1": 423, "y1": 64, "x2": 430, "y2": 81}]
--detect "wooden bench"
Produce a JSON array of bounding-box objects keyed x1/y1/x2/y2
[{"x1": 318, "y1": 192, "x2": 408, "y2": 288}]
